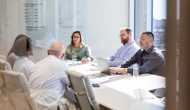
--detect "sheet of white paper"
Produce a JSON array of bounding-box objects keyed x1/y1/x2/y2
[{"x1": 133, "y1": 89, "x2": 158, "y2": 100}]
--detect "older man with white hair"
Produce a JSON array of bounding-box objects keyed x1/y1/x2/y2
[{"x1": 29, "y1": 42, "x2": 76, "y2": 110}]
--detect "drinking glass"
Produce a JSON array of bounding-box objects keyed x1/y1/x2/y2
[
  {"x1": 72, "y1": 55, "x2": 77, "y2": 66},
  {"x1": 133, "y1": 64, "x2": 139, "y2": 78},
  {"x1": 92, "y1": 57, "x2": 98, "y2": 70}
]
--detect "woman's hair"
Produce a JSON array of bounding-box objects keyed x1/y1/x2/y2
[
  {"x1": 69, "y1": 31, "x2": 84, "y2": 52},
  {"x1": 7, "y1": 34, "x2": 27, "y2": 56},
  {"x1": 12, "y1": 36, "x2": 33, "y2": 57}
]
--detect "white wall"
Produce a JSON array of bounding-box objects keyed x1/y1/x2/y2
[
  {"x1": 87, "y1": 0, "x2": 129, "y2": 58},
  {"x1": 0, "y1": 0, "x2": 129, "y2": 63},
  {"x1": 0, "y1": 0, "x2": 21, "y2": 58}
]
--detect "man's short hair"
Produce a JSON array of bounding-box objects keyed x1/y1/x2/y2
[
  {"x1": 142, "y1": 31, "x2": 154, "y2": 40},
  {"x1": 121, "y1": 27, "x2": 132, "y2": 34}
]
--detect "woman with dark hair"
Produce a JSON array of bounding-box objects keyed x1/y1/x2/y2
[
  {"x1": 64, "y1": 31, "x2": 93, "y2": 63},
  {"x1": 12, "y1": 36, "x2": 34, "y2": 81},
  {"x1": 7, "y1": 34, "x2": 26, "y2": 68}
]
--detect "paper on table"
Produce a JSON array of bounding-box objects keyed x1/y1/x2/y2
[{"x1": 133, "y1": 89, "x2": 158, "y2": 100}]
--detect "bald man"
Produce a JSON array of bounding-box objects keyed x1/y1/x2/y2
[{"x1": 29, "y1": 42, "x2": 76, "y2": 110}]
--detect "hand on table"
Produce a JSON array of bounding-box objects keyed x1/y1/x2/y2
[
  {"x1": 81, "y1": 58, "x2": 88, "y2": 63},
  {"x1": 110, "y1": 67, "x2": 119, "y2": 74},
  {"x1": 110, "y1": 67, "x2": 127, "y2": 74}
]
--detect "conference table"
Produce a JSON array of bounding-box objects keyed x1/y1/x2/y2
[{"x1": 68, "y1": 62, "x2": 166, "y2": 110}]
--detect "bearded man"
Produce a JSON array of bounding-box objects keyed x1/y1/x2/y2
[
  {"x1": 108, "y1": 27, "x2": 139, "y2": 67},
  {"x1": 110, "y1": 32, "x2": 165, "y2": 75}
]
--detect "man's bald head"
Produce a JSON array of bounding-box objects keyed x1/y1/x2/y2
[{"x1": 48, "y1": 42, "x2": 65, "y2": 59}]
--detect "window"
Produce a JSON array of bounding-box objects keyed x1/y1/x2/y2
[
  {"x1": 130, "y1": 0, "x2": 167, "y2": 50},
  {"x1": 152, "y1": 0, "x2": 166, "y2": 50}
]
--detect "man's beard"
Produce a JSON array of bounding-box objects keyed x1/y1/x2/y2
[
  {"x1": 140, "y1": 46, "x2": 144, "y2": 50},
  {"x1": 121, "y1": 37, "x2": 129, "y2": 45}
]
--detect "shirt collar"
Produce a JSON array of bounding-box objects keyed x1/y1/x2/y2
[
  {"x1": 145, "y1": 45, "x2": 155, "y2": 53},
  {"x1": 18, "y1": 56, "x2": 29, "y2": 60},
  {"x1": 48, "y1": 55, "x2": 60, "y2": 60},
  {"x1": 124, "y1": 41, "x2": 135, "y2": 46}
]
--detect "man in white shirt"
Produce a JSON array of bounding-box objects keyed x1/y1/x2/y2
[{"x1": 29, "y1": 42, "x2": 76, "y2": 110}]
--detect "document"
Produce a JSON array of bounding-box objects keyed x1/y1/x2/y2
[{"x1": 133, "y1": 89, "x2": 158, "y2": 100}]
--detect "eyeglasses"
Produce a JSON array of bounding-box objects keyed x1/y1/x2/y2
[
  {"x1": 119, "y1": 34, "x2": 126, "y2": 38},
  {"x1": 73, "y1": 36, "x2": 80, "y2": 38}
]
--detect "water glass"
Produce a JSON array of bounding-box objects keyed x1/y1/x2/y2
[
  {"x1": 93, "y1": 57, "x2": 99, "y2": 69},
  {"x1": 90, "y1": 57, "x2": 98, "y2": 70},
  {"x1": 133, "y1": 64, "x2": 139, "y2": 78},
  {"x1": 72, "y1": 55, "x2": 77, "y2": 66}
]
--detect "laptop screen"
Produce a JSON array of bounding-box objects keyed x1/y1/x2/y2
[{"x1": 97, "y1": 58, "x2": 111, "y2": 75}]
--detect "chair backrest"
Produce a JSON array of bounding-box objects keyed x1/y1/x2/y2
[
  {"x1": 0, "y1": 70, "x2": 37, "y2": 110},
  {"x1": 65, "y1": 70, "x2": 101, "y2": 110},
  {"x1": 161, "y1": 51, "x2": 166, "y2": 60},
  {"x1": 0, "y1": 55, "x2": 6, "y2": 61},
  {"x1": 161, "y1": 51, "x2": 166, "y2": 77},
  {"x1": 0, "y1": 59, "x2": 12, "y2": 70},
  {"x1": 0, "y1": 58, "x2": 12, "y2": 102}
]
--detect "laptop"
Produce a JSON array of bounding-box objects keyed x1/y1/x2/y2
[{"x1": 92, "y1": 58, "x2": 122, "y2": 77}]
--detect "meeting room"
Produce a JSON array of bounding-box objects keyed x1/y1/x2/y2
[{"x1": 0, "y1": 0, "x2": 189, "y2": 110}]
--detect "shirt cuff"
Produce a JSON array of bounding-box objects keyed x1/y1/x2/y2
[{"x1": 127, "y1": 68, "x2": 133, "y2": 74}]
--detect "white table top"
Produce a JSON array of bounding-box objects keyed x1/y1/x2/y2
[
  {"x1": 94, "y1": 87, "x2": 165, "y2": 110},
  {"x1": 69, "y1": 62, "x2": 101, "y2": 75},
  {"x1": 68, "y1": 62, "x2": 166, "y2": 110},
  {"x1": 92, "y1": 75, "x2": 165, "y2": 110}
]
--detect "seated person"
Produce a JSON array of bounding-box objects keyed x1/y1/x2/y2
[
  {"x1": 7, "y1": 34, "x2": 26, "y2": 68},
  {"x1": 110, "y1": 32, "x2": 165, "y2": 75},
  {"x1": 64, "y1": 31, "x2": 93, "y2": 63},
  {"x1": 29, "y1": 42, "x2": 76, "y2": 110},
  {"x1": 108, "y1": 27, "x2": 139, "y2": 67},
  {"x1": 12, "y1": 36, "x2": 34, "y2": 81}
]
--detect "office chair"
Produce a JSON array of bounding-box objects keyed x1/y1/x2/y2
[
  {"x1": 161, "y1": 51, "x2": 166, "y2": 77},
  {"x1": 0, "y1": 59, "x2": 12, "y2": 71},
  {"x1": 0, "y1": 70, "x2": 37, "y2": 110},
  {"x1": 0, "y1": 55, "x2": 6, "y2": 61},
  {"x1": 65, "y1": 70, "x2": 101, "y2": 110},
  {"x1": 0, "y1": 59, "x2": 12, "y2": 101}
]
